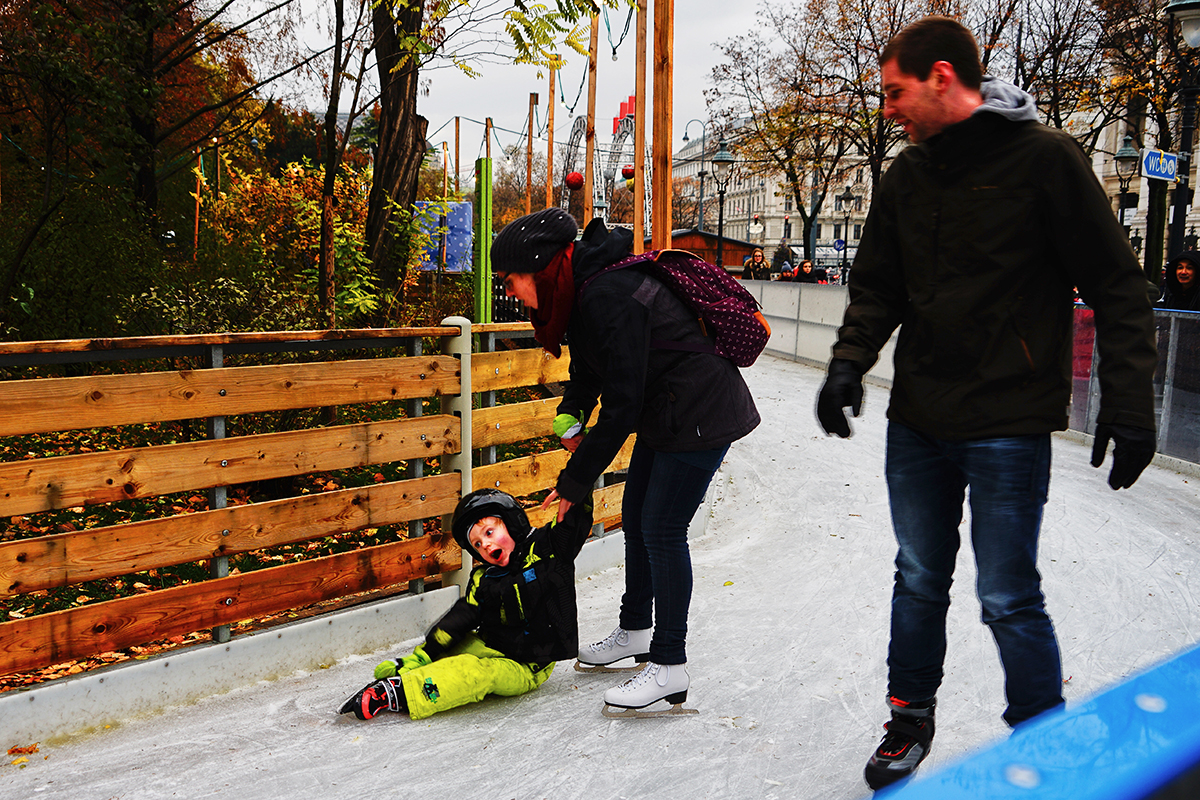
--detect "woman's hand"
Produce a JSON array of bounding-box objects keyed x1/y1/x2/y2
[{"x1": 541, "y1": 489, "x2": 574, "y2": 523}]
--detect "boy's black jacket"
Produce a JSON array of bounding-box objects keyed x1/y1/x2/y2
[{"x1": 421, "y1": 500, "x2": 594, "y2": 665}]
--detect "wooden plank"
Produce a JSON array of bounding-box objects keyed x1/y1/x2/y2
[
  {"x1": 0, "y1": 356, "x2": 460, "y2": 436},
  {"x1": 1, "y1": 473, "x2": 461, "y2": 596},
  {"x1": 473, "y1": 399, "x2": 557, "y2": 449},
  {"x1": 0, "y1": 415, "x2": 459, "y2": 517},
  {"x1": 472, "y1": 348, "x2": 570, "y2": 393},
  {"x1": 0, "y1": 532, "x2": 462, "y2": 676},
  {"x1": 525, "y1": 482, "x2": 625, "y2": 529},
  {"x1": 0, "y1": 328, "x2": 458, "y2": 356},
  {"x1": 471, "y1": 323, "x2": 534, "y2": 335},
  {"x1": 471, "y1": 436, "x2": 634, "y2": 498},
  {"x1": 473, "y1": 401, "x2": 601, "y2": 450},
  {"x1": 472, "y1": 449, "x2": 570, "y2": 497}
]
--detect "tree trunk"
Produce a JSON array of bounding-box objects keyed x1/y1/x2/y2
[
  {"x1": 366, "y1": 0, "x2": 428, "y2": 317},
  {"x1": 320, "y1": 0, "x2": 346, "y2": 329},
  {"x1": 129, "y1": 0, "x2": 160, "y2": 226}
]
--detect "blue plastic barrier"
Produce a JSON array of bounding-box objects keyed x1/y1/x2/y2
[{"x1": 877, "y1": 643, "x2": 1200, "y2": 799}]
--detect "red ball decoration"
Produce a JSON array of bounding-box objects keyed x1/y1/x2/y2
[
  {"x1": 565, "y1": 171, "x2": 584, "y2": 191},
  {"x1": 622, "y1": 165, "x2": 635, "y2": 180}
]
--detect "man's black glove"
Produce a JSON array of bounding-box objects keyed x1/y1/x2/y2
[
  {"x1": 816, "y1": 358, "x2": 864, "y2": 438},
  {"x1": 1090, "y1": 422, "x2": 1156, "y2": 490}
]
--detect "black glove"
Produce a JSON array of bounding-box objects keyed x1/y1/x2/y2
[
  {"x1": 816, "y1": 359, "x2": 864, "y2": 438},
  {"x1": 1090, "y1": 422, "x2": 1156, "y2": 490}
]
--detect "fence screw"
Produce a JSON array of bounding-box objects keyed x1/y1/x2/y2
[
  {"x1": 223, "y1": 598, "x2": 233, "y2": 606},
  {"x1": 219, "y1": 389, "x2": 227, "y2": 396},
  {"x1": 222, "y1": 529, "x2": 230, "y2": 537},
  {"x1": 220, "y1": 460, "x2": 228, "y2": 467}
]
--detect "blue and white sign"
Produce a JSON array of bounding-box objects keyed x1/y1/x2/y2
[
  {"x1": 1141, "y1": 149, "x2": 1179, "y2": 183},
  {"x1": 833, "y1": 239, "x2": 846, "y2": 252}
]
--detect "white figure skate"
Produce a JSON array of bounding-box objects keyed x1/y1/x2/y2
[
  {"x1": 575, "y1": 626, "x2": 651, "y2": 674},
  {"x1": 601, "y1": 661, "x2": 698, "y2": 718}
]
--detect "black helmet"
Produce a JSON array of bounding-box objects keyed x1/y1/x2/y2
[{"x1": 450, "y1": 489, "x2": 532, "y2": 561}]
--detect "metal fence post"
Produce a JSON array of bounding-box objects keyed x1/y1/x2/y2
[
  {"x1": 441, "y1": 316, "x2": 473, "y2": 595},
  {"x1": 206, "y1": 344, "x2": 231, "y2": 644},
  {"x1": 406, "y1": 337, "x2": 426, "y2": 596},
  {"x1": 481, "y1": 331, "x2": 497, "y2": 467},
  {"x1": 1160, "y1": 315, "x2": 1179, "y2": 448}
]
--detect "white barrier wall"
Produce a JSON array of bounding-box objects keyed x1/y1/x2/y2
[{"x1": 743, "y1": 281, "x2": 896, "y2": 386}]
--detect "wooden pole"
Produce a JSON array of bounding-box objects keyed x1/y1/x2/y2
[
  {"x1": 527, "y1": 92, "x2": 537, "y2": 214},
  {"x1": 633, "y1": 0, "x2": 648, "y2": 254},
  {"x1": 584, "y1": 14, "x2": 599, "y2": 222},
  {"x1": 546, "y1": 67, "x2": 556, "y2": 208},
  {"x1": 455, "y1": 116, "x2": 461, "y2": 194},
  {"x1": 193, "y1": 147, "x2": 202, "y2": 259},
  {"x1": 652, "y1": 0, "x2": 673, "y2": 250}
]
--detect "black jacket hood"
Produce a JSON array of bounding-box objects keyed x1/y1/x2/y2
[{"x1": 571, "y1": 218, "x2": 634, "y2": 285}]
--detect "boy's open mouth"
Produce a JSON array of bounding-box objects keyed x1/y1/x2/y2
[{"x1": 490, "y1": 547, "x2": 503, "y2": 563}]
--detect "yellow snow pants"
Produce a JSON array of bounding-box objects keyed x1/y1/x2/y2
[{"x1": 400, "y1": 633, "x2": 555, "y2": 720}]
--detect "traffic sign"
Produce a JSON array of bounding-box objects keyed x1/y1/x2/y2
[
  {"x1": 1141, "y1": 149, "x2": 1179, "y2": 183},
  {"x1": 833, "y1": 239, "x2": 845, "y2": 252}
]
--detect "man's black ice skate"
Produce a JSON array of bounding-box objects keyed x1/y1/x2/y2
[
  {"x1": 864, "y1": 696, "x2": 935, "y2": 791},
  {"x1": 337, "y1": 677, "x2": 407, "y2": 720}
]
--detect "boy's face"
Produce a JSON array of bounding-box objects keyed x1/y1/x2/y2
[{"x1": 468, "y1": 516, "x2": 516, "y2": 566}]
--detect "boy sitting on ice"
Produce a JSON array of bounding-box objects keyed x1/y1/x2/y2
[{"x1": 339, "y1": 488, "x2": 593, "y2": 720}]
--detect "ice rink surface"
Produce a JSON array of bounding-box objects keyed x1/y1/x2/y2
[{"x1": 4, "y1": 355, "x2": 1199, "y2": 799}]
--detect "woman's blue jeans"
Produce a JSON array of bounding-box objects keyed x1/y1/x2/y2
[
  {"x1": 618, "y1": 441, "x2": 729, "y2": 665},
  {"x1": 885, "y1": 421, "x2": 1064, "y2": 727}
]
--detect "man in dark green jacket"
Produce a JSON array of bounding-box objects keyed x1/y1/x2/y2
[{"x1": 815, "y1": 16, "x2": 1157, "y2": 792}]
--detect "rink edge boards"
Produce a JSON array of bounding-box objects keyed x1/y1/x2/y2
[{"x1": 0, "y1": 531, "x2": 632, "y2": 748}]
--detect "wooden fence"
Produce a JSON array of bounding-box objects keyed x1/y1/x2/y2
[{"x1": 0, "y1": 321, "x2": 630, "y2": 679}]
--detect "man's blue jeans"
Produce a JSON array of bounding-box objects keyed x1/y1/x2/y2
[
  {"x1": 885, "y1": 421, "x2": 1064, "y2": 727},
  {"x1": 619, "y1": 441, "x2": 729, "y2": 665}
]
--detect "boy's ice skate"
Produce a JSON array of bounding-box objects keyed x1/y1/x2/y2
[
  {"x1": 600, "y1": 662, "x2": 698, "y2": 718},
  {"x1": 337, "y1": 677, "x2": 407, "y2": 720},
  {"x1": 575, "y1": 626, "x2": 652, "y2": 673}
]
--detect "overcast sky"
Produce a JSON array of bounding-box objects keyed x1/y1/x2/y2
[{"x1": 411, "y1": 2, "x2": 764, "y2": 185}]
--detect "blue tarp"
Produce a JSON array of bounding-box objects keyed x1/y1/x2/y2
[{"x1": 415, "y1": 201, "x2": 473, "y2": 272}]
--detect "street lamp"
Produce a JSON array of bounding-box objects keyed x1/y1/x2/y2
[
  {"x1": 1166, "y1": 0, "x2": 1200, "y2": 259},
  {"x1": 1114, "y1": 133, "x2": 1139, "y2": 234},
  {"x1": 711, "y1": 138, "x2": 735, "y2": 269},
  {"x1": 683, "y1": 120, "x2": 709, "y2": 231},
  {"x1": 838, "y1": 185, "x2": 858, "y2": 283}
]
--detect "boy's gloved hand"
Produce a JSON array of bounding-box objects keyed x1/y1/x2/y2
[
  {"x1": 1090, "y1": 423, "x2": 1156, "y2": 490},
  {"x1": 817, "y1": 359, "x2": 864, "y2": 438},
  {"x1": 553, "y1": 413, "x2": 585, "y2": 453},
  {"x1": 553, "y1": 413, "x2": 584, "y2": 439},
  {"x1": 374, "y1": 646, "x2": 432, "y2": 680}
]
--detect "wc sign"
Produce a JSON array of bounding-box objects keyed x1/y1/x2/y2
[{"x1": 1141, "y1": 149, "x2": 1179, "y2": 183}]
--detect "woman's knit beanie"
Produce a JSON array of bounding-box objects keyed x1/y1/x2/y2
[{"x1": 491, "y1": 208, "x2": 579, "y2": 274}]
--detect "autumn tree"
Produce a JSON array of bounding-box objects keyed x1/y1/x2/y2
[{"x1": 710, "y1": 2, "x2": 864, "y2": 261}]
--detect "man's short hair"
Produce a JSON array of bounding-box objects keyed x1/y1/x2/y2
[{"x1": 880, "y1": 16, "x2": 983, "y2": 90}]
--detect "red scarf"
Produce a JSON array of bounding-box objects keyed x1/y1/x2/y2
[{"x1": 530, "y1": 244, "x2": 575, "y2": 357}]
